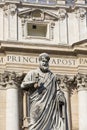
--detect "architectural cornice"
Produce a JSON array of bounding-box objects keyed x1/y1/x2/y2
[
  {"x1": 0, "y1": 40, "x2": 87, "y2": 55},
  {"x1": 0, "y1": 1, "x2": 70, "y2": 9},
  {"x1": 1, "y1": 1, "x2": 87, "y2": 10},
  {"x1": 72, "y1": 39, "x2": 87, "y2": 47}
]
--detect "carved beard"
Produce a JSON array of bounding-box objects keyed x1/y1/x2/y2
[{"x1": 39, "y1": 65, "x2": 49, "y2": 72}]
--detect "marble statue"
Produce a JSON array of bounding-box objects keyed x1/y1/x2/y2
[{"x1": 21, "y1": 53, "x2": 66, "y2": 130}]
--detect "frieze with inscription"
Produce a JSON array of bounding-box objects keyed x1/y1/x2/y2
[{"x1": 0, "y1": 55, "x2": 87, "y2": 67}]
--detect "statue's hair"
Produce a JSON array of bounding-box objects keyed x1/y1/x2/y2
[{"x1": 39, "y1": 53, "x2": 50, "y2": 61}]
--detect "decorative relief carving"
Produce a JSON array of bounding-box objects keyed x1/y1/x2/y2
[
  {"x1": 75, "y1": 8, "x2": 86, "y2": 20},
  {"x1": 3, "y1": 4, "x2": 17, "y2": 17},
  {"x1": 0, "y1": 71, "x2": 25, "y2": 88},
  {"x1": 9, "y1": 4, "x2": 17, "y2": 16},
  {"x1": 1, "y1": 71, "x2": 87, "y2": 91},
  {"x1": 75, "y1": 73, "x2": 87, "y2": 89},
  {"x1": 3, "y1": 5, "x2": 9, "y2": 17},
  {"x1": 19, "y1": 8, "x2": 58, "y2": 21},
  {"x1": 56, "y1": 74, "x2": 76, "y2": 93},
  {"x1": 58, "y1": 8, "x2": 67, "y2": 20}
]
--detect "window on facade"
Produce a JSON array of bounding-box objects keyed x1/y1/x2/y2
[
  {"x1": 66, "y1": 0, "x2": 74, "y2": 4},
  {"x1": 26, "y1": 0, "x2": 36, "y2": 3},
  {"x1": 49, "y1": 0, "x2": 57, "y2": 4},
  {"x1": 38, "y1": 0, "x2": 47, "y2": 3},
  {"x1": 27, "y1": 23, "x2": 47, "y2": 38},
  {"x1": 24, "y1": 0, "x2": 57, "y2": 4}
]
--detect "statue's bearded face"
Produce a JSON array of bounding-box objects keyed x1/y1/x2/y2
[{"x1": 39, "y1": 57, "x2": 49, "y2": 72}]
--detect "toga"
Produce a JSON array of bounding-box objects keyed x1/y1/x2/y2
[{"x1": 21, "y1": 68, "x2": 66, "y2": 130}]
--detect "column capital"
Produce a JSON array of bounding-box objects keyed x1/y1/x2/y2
[
  {"x1": 3, "y1": 4, "x2": 17, "y2": 17},
  {"x1": 75, "y1": 8, "x2": 86, "y2": 20},
  {"x1": 76, "y1": 73, "x2": 87, "y2": 91},
  {"x1": 56, "y1": 74, "x2": 76, "y2": 94},
  {"x1": 0, "y1": 71, "x2": 25, "y2": 89},
  {"x1": 58, "y1": 8, "x2": 67, "y2": 20}
]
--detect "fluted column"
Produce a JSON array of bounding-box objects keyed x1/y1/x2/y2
[{"x1": 76, "y1": 73, "x2": 87, "y2": 130}]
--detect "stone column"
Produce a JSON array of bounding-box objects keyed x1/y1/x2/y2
[
  {"x1": 56, "y1": 75, "x2": 73, "y2": 130},
  {"x1": 76, "y1": 73, "x2": 87, "y2": 130},
  {"x1": 5, "y1": 72, "x2": 20, "y2": 130},
  {"x1": 0, "y1": 73, "x2": 7, "y2": 130}
]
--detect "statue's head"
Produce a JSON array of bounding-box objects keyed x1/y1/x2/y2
[{"x1": 39, "y1": 53, "x2": 50, "y2": 72}]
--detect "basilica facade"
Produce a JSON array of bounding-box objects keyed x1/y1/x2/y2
[{"x1": 0, "y1": 0, "x2": 87, "y2": 130}]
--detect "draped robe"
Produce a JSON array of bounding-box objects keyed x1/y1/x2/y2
[{"x1": 21, "y1": 68, "x2": 65, "y2": 130}]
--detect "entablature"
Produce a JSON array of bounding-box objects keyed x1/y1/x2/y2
[
  {"x1": 1, "y1": 0, "x2": 87, "y2": 10},
  {"x1": 0, "y1": 40, "x2": 87, "y2": 55}
]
